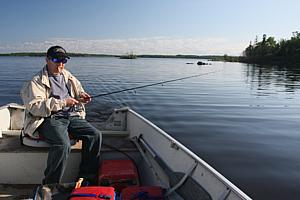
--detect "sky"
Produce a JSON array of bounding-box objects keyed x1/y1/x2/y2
[{"x1": 0, "y1": 0, "x2": 299, "y2": 56}]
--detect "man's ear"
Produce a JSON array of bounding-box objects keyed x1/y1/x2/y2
[{"x1": 45, "y1": 57, "x2": 51, "y2": 65}]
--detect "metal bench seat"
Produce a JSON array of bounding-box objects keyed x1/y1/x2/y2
[{"x1": 20, "y1": 131, "x2": 77, "y2": 148}]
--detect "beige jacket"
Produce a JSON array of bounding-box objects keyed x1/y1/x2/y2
[{"x1": 21, "y1": 65, "x2": 86, "y2": 138}]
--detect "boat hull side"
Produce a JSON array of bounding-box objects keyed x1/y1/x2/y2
[{"x1": 126, "y1": 108, "x2": 251, "y2": 200}]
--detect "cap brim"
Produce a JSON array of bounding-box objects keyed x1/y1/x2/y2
[{"x1": 52, "y1": 53, "x2": 70, "y2": 59}]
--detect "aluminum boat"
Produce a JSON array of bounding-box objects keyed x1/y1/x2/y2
[{"x1": 0, "y1": 103, "x2": 251, "y2": 200}]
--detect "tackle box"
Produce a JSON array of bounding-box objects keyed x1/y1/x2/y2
[
  {"x1": 69, "y1": 186, "x2": 115, "y2": 200},
  {"x1": 98, "y1": 159, "x2": 140, "y2": 193}
]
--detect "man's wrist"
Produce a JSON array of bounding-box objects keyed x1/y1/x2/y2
[{"x1": 61, "y1": 99, "x2": 67, "y2": 107}]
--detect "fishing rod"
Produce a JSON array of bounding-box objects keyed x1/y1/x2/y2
[{"x1": 84, "y1": 70, "x2": 220, "y2": 100}]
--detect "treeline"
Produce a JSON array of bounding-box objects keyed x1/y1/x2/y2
[
  {"x1": 0, "y1": 52, "x2": 46, "y2": 57},
  {"x1": 241, "y1": 32, "x2": 300, "y2": 65}
]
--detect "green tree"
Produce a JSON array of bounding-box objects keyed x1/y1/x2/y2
[{"x1": 242, "y1": 32, "x2": 300, "y2": 64}]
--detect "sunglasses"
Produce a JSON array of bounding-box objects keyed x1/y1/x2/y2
[{"x1": 50, "y1": 57, "x2": 68, "y2": 64}]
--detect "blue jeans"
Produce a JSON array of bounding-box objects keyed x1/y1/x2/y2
[{"x1": 38, "y1": 116, "x2": 102, "y2": 184}]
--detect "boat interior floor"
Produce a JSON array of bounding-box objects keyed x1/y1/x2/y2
[
  {"x1": 0, "y1": 184, "x2": 38, "y2": 200},
  {"x1": 0, "y1": 131, "x2": 184, "y2": 200}
]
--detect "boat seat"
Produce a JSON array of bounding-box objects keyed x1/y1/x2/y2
[{"x1": 20, "y1": 130, "x2": 78, "y2": 148}]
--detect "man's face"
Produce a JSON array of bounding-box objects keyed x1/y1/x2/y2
[{"x1": 46, "y1": 57, "x2": 66, "y2": 75}]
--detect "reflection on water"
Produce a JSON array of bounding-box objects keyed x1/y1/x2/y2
[
  {"x1": 246, "y1": 64, "x2": 300, "y2": 93},
  {"x1": 1, "y1": 57, "x2": 300, "y2": 200}
]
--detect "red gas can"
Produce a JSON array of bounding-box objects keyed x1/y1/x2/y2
[
  {"x1": 69, "y1": 186, "x2": 115, "y2": 200},
  {"x1": 121, "y1": 186, "x2": 165, "y2": 200},
  {"x1": 98, "y1": 159, "x2": 140, "y2": 193}
]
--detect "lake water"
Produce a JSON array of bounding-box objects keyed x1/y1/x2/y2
[{"x1": 1, "y1": 56, "x2": 300, "y2": 200}]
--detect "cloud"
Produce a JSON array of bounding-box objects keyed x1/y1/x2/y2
[{"x1": 0, "y1": 37, "x2": 248, "y2": 56}]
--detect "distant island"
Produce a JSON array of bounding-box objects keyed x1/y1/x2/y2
[{"x1": 120, "y1": 52, "x2": 137, "y2": 59}]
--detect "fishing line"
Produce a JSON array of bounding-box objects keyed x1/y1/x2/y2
[{"x1": 87, "y1": 70, "x2": 220, "y2": 99}]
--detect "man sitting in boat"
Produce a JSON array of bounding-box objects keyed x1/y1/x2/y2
[{"x1": 20, "y1": 45, "x2": 102, "y2": 185}]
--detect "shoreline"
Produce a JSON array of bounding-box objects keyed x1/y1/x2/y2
[
  {"x1": 0, "y1": 52, "x2": 228, "y2": 60},
  {"x1": 1, "y1": 52, "x2": 299, "y2": 66}
]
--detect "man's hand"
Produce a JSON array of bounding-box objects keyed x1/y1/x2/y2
[
  {"x1": 65, "y1": 98, "x2": 79, "y2": 106},
  {"x1": 79, "y1": 92, "x2": 92, "y2": 104}
]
